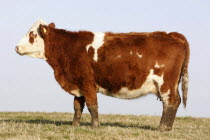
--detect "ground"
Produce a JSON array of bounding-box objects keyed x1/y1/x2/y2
[{"x1": 0, "y1": 112, "x2": 209, "y2": 140}]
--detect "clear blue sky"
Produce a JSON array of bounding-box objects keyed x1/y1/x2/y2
[{"x1": 1, "y1": 0, "x2": 210, "y2": 117}]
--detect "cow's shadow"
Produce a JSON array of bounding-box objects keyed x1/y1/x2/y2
[{"x1": 1, "y1": 119, "x2": 156, "y2": 130}]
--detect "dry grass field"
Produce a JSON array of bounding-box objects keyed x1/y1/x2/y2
[{"x1": 0, "y1": 112, "x2": 209, "y2": 140}]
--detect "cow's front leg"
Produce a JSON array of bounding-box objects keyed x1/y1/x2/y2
[
  {"x1": 158, "y1": 90, "x2": 181, "y2": 131},
  {"x1": 87, "y1": 103, "x2": 99, "y2": 128},
  {"x1": 72, "y1": 96, "x2": 85, "y2": 126},
  {"x1": 81, "y1": 83, "x2": 99, "y2": 128}
]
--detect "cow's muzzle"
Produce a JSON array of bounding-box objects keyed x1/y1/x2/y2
[{"x1": 15, "y1": 46, "x2": 25, "y2": 55}]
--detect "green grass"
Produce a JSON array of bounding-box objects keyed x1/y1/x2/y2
[{"x1": 0, "y1": 112, "x2": 209, "y2": 140}]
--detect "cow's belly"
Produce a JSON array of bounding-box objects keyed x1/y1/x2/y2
[
  {"x1": 98, "y1": 83, "x2": 155, "y2": 99},
  {"x1": 97, "y1": 69, "x2": 163, "y2": 99}
]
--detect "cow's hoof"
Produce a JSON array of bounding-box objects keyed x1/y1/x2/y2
[
  {"x1": 72, "y1": 121, "x2": 80, "y2": 127},
  {"x1": 91, "y1": 125, "x2": 99, "y2": 129},
  {"x1": 158, "y1": 125, "x2": 172, "y2": 131},
  {"x1": 91, "y1": 121, "x2": 99, "y2": 129}
]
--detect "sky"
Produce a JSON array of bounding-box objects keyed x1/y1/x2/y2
[{"x1": 0, "y1": 0, "x2": 210, "y2": 118}]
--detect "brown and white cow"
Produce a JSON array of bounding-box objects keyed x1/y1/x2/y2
[{"x1": 16, "y1": 20, "x2": 189, "y2": 131}]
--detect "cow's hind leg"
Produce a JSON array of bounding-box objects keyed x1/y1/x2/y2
[
  {"x1": 72, "y1": 96, "x2": 85, "y2": 126},
  {"x1": 158, "y1": 89, "x2": 181, "y2": 131}
]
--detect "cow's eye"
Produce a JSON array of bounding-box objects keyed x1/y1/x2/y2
[
  {"x1": 29, "y1": 31, "x2": 37, "y2": 44},
  {"x1": 29, "y1": 31, "x2": 37, "y2": 38}
]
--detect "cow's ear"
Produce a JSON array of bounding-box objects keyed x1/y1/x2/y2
[
  {"x1": 48, "y1": 23, "x2": 55, "y2": 28},
  {"x1": 39, "y1": 24, "x2": 49, "y2": 36}
]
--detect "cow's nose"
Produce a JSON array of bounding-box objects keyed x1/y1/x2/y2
[{"x1": 15, "y1": 46, "x2": 19, "y2": 53}]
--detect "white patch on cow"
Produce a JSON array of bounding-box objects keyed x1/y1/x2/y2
[
  {"x1": 71, "y1": 89, "x2": 83, "y2": 97},
  {"x1": 86, "y1": 32, "x2": 105, "y2": 61},
  {"x1": 160, "y1": 90, "x2": 170, "y2": 105},
  {"x1": 16, "y1": 19, "x2": 47, "y2": 59},
  {"x1": 136, "y1": 52, "x2": 142, "y2": 58},
  {"x1": 130, "y1": 51, "x2": 133, "y2": 55},
  {"x1": 97, "y1": 69, "x2": 164, "y2": 99},
  {"x1": 154, "y1": 61, "x2": 164, "y2": 68},
  {"x1": 98, "y1": 86, "x2": 109, "y2": 95}
]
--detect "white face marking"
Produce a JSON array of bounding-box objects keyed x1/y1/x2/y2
[
  {"x1": 16, "y1": 19, "x2": 47, "y2": 59},
  {"x1": 97, "y1": 69, "x2": 164, "y2": 99},
  {"x1": 160, "y1": 90, "x2": 170, "y2": 105},
  {"x1": 71, "y1": 89, "x2": 83, "y2": 97},
  {"x1": 130, "y1": 51, "x2": 133, "y2": 55},
  {"x1": 86, "y1": 32, "x2": 105, "y2": 61},
  {"x1": 154, "y1": 61, "x2": 164, "y2": 68},
  {"x1": 136, "y1": 52, "x2": 142, "y2": 58}
]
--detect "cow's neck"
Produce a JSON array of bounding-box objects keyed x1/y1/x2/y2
[
  {"x1": 44, "y1": 29, "x2": 94, "y2": 82},
  {"x1": 45, "y1": 29, "x2": 93, "y2": 59}
]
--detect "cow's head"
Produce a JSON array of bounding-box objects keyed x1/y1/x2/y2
[{"x1": 16, "y1": 19, "x2": 52, "y2": 59}]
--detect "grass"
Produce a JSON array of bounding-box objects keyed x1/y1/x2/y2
[{"x1": 0, "y1": 112, "x2": 209, "y2": 140}]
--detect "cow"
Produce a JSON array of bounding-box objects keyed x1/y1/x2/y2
[{"x1": 16, "y1": 20, "x2": 189, "y2": 131}]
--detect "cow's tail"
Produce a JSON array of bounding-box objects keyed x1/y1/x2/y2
[
  {"x1": 182, "y1": 39, "x2": 190, "y2": 107},
  {"x1": 169, "y1": 32, "x2": 190, "y2": 107},
  {"x1": 181, "y1": 39, "x2": 190, "y2": 108}
]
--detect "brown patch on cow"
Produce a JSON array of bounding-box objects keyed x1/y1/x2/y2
[
  {"x1": 154, "y1": 67, "x2": 164, "y2": 77},
  {"x1": 54, "y1": 67, "x2": 79, "y2": 95},
  {"x1": 29, "y1": 31, "x2": 37, "y2": 44},
  {"x1": 48, "y1": 22, "x2": 55, "y2": 28},
  {"x1": 42, "y1": 24, "x2": 96, "y2": 100},
  {"x1": 95, "y1": 32, "x2": 150, "y2": 92},
  {"x1": 88, "y1": 46, "x2": 94, "y2": 59}
]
